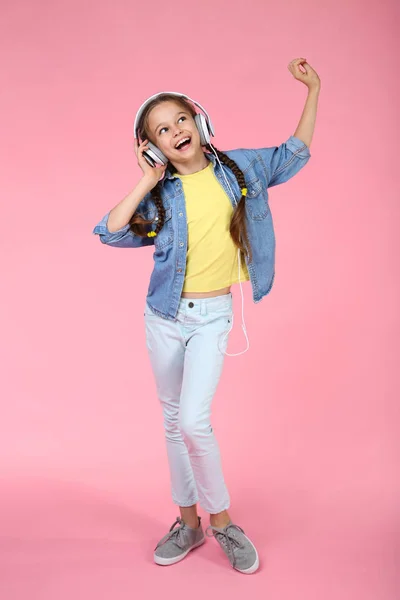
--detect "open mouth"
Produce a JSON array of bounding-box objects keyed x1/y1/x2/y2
[{"x1": 175, "y1": 137, "x2": 192, "y2": 151}]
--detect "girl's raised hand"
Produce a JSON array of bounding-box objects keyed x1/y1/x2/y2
[
  {"x1": 134, "y1": 137, "x2": 167, "y2": 187},
  {"x1": 287, "y1": 58, "x2": 320, "y2": 91}
]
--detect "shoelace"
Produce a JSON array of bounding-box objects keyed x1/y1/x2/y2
[
  {"x1": 206, "y1": 523, "x2": 245, "y2": 568},
  {"x1": 154, "y1": 517, "x2": 187, "y2": 551}
]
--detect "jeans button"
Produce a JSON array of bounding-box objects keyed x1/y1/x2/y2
[{"x1": 188, "y1": 302, "x2": 194, "y2": 308}]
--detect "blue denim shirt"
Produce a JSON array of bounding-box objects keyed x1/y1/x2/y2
[{"x1": 93, "y1": 135, "x2": 311, "y2": 320}]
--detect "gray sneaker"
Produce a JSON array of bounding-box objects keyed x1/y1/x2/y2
[
  {"x1": 154, "y1": 516, "x2": 205, "y2": 566},
  {"x1": 206, "y1": 521, "x2": 260, "y2": 574}
]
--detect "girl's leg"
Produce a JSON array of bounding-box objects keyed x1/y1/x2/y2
[
  {"x1": 144, "y1": 303, "x2": 199, "y2": 510},
  {"x1": 178, "y1": 294, "x2": 233, "y2": 517},
  {"x1": 209, "y1": 509, "x2": 230, "y2": 528},
  {"x1": 179, "y1": 504, "x2": 200, "y2": 529}
]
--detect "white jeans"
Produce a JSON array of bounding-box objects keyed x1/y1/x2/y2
[{"x1": 144, "y1": 293, "x2": 233, "y2": 513}]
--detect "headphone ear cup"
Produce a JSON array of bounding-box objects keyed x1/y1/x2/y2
[
  {"x1": 195, "y1": 113, "x2": 211, "y2": 146},
  {"x1": 143, "y1": 141, "x2": 168, "y2": 167}
]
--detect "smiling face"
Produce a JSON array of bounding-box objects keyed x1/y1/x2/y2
[{"x1": 145, "y1": 100, "x2": 206, "y2": 168}]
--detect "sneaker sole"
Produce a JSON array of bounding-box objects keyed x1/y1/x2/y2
[{"x1": 154, "y1": 536, "x2": 206, "y2": 566}]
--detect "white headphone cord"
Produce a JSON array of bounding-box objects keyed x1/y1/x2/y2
[{"x1": 209, "y1": 143, "x2": 250, "y2": 357}]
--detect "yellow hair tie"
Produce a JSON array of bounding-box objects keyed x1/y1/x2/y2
[
  {"x1": 147, "y1": 231, "x2": 157, "y2": 238},
  {"x1": 241, "y1": 187, "x2": 248, "y2": 196}
]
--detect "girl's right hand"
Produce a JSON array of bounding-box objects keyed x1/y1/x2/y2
[{"x1": 134, "y1": 138, "x2": 167, "y2": 188}]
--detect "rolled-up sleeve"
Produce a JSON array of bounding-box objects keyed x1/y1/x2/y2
[
  {"x1": 256, "y1": 135, "x2": 311, "y2": 188},
  {"x1": 92, "y1": 208, "x2": 154, "y2": 249}
]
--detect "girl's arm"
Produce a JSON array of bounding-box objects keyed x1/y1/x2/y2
[
  {"x1": 92, "y1": 177, "x2": 157, "y2": 249},
  {"x1": 252, "y1": 135, "x2": 311, "y2": 188},
  {"x1": 288, "y1": 57, "x2": 321, "y2": 149},
  {"x1": 242, "y1": 58, "x2": 319, "y2": 188},
  {"x1": 107, "y1": 176, "x2": 156, "y2": 232},
  {"x1": 92, "y1": 138, "x2": 167, "y2": 249},
  {"x1": 293, "y1": 86, "x2": 320, "y2": 150}
]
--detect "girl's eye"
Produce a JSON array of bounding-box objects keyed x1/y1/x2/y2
[{"x1": 159, "y1": 116, "x2": 186, "y2": 135}]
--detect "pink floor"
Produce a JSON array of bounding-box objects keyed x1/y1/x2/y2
[{"x1": 1, "y1": 475, "x2": 397, "y2": 600}]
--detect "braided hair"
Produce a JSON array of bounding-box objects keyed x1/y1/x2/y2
[{"x1": 129, "y1": 95, "x2": 252, "y2": 262}]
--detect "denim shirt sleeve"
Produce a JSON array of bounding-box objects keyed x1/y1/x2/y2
[
  {"x1": 255, "y1": 135, "x2": 311, "y2": 188},
  {"x1": 92, "y1": 197, "x2": 155, "y2": 248}
]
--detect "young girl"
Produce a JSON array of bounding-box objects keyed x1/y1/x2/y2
[{"x1": 93, "y1": 58, "x2": 320, "y2": 574}]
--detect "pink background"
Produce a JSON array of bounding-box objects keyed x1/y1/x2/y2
[{"x1": 1, "y1": 0, "x2": 399, "y2": 598}]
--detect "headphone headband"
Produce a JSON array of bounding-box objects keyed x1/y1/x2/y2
[{"x1": 133, "y1": 91, "x2": 215, "y2": 140}]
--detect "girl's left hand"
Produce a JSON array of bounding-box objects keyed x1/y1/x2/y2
[{"x1": 288, "y1": 58, "x2": 320, "y2": 91}]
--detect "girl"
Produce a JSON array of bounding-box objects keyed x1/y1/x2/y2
[{"x1": 93, "y1": 58, "x2": 320, "y2": 574}]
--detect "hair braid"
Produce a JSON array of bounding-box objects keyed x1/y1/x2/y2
[
  {"x1": 205, "y1": 144, "x2": 252, "y2": 263},
  {"x1": 129, "y1": 162, "x2": 174, "y2": 237},
  {"x1": 148, "y1": 180, "x2": 166, "y2": 235}
]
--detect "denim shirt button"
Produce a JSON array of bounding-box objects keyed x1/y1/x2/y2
[
  {"x1": 177, "y1": 268, "x2": 182, "y2": 273},
  {"x1": 179, "y1": 242, "x2": 184, "y2": 247},
  {"x1": 179, "y1": 212, "x2": 183, "y2": 217}
]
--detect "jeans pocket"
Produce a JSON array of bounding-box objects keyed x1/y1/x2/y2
[{"x1": 216, "y1": 314, "x2": 232, "y2": 355}]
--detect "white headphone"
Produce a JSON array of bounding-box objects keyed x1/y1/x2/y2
[
  {"x1": 134, "y1": 91, "x2": 250, "y2": 356},
  {"x1": 133, "y1": 91, "x2": 216, "y2": 167}
]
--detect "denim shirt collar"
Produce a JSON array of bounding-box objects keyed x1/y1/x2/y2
[{"x1": 162, "y1": 152, "x2": 217, "y2": 184}]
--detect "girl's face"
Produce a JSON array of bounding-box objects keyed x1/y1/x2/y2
[{"x1": 146, "y1": 101, "x2": 204, "y2": 165}]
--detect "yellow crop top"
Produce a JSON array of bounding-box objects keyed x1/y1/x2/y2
[{"x1": 173, "y1": 160, "x2": 250, "y2": 293}]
